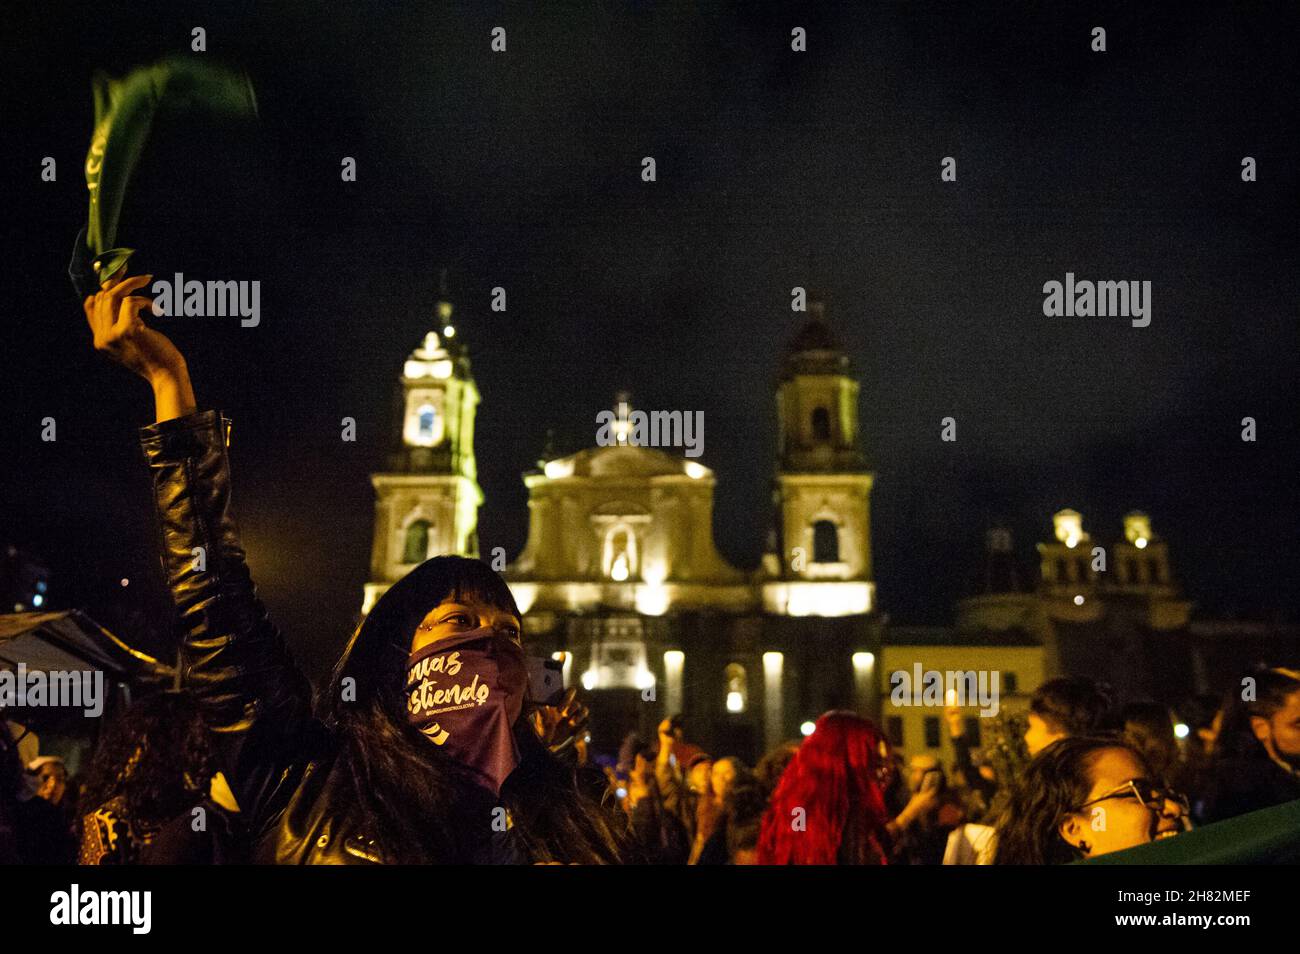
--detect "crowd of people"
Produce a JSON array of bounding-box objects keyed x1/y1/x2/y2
[
  {"x1": 608, "y1": 667, "x2": 1300, "y2": 865},
  {"x1": 1, "y1": 275, "x2": 1297, "y2": 865},
  {"x1": 4, "y1": 664, "x2": 1299, "y2": 866}
]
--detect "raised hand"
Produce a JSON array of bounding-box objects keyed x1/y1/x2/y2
[
  {"x1": 529, "y1": 687, "x2": 591, "y2": 754},
  {"x1": 84, "y1": 274, "x2": 196, "y2": 422}
]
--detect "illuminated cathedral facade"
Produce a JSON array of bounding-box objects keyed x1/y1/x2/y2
[
  {"x1": 364, "y1": 295, "x2": 882, "y2": 759},
  {"x1": 363, "y1": 292, "x2": 1237, "y2": 761}
]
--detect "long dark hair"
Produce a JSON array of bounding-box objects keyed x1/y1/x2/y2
[
  {"x1": 994, "y1": 736, "x2": 1141, "y2": 865},
  {"x1": 327, "y1": 555, "x2": 626, "y2": 864},
  {"x1": 79, "y1": 691, "x2": 214, "y2": 829}
]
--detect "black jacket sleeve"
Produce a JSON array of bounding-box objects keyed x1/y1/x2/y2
[{"x1": 140, "y1": 410, "x2": 316, "y2": 830}]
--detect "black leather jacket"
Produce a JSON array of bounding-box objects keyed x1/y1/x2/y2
[{"x1": 140, "y1": 410, "x2": 517, "y2": 864}]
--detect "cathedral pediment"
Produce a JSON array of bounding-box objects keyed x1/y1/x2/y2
[{"x1": 550, "y1": 444, "x2": 708, "y2": 480}]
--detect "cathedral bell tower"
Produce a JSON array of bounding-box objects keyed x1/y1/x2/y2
[
  {"x1": 761, "y1": 301, "x2": 875, "y2": 616},
  {"x1": 363, "y1": 285, "x2": 483, "y2": 614}
]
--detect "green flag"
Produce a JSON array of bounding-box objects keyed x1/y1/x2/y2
[{"x1": 71, "y1": 56, "x2": 257, "y2": 296}]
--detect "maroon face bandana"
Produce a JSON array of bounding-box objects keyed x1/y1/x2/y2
[{"x1": 405, "y1": 626, "x2": 528, "y2": 795}]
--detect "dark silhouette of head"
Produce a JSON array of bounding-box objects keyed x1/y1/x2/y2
[{"x1": 327, "y1": 555, "x2": 625, "y2": 864}]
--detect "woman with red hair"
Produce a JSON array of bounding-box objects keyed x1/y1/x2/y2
[{"x1": 757, "y1": 711, "x2": 935, "y2": 864}]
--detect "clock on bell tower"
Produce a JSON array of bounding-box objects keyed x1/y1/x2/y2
[{"x1": 363, "y1": 287, "x2": 483, "y2": 614}]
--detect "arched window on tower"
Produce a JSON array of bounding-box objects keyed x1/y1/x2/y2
[
  {"x1": 811, "y1": 406, "x2": 831, "y2": 441},
  {"x1": 402, "y1": 519, "x2": 431, "y2": 564},
  {"x1": 812, "y1": 520, "x2": 840, "y2": 564},
  {"x1": 725, "y1": 663, "x2": 747, "y2": 713}
]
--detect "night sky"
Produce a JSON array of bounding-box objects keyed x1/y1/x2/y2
[{"x1": 3, "y1": 2, "x2": 1297, "y2": 683}]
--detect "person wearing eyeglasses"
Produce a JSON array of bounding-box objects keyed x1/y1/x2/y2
[{"x1": 994, "y1": 736, "x2": 1189, "y2": 864}]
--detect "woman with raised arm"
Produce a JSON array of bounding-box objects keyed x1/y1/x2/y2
[
  {"x1": 755, "y1": 711, "x2": 936, "y2": 865},
  {"x1": 84, "y1": 275, "x2": 627, "y2": 864}
]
